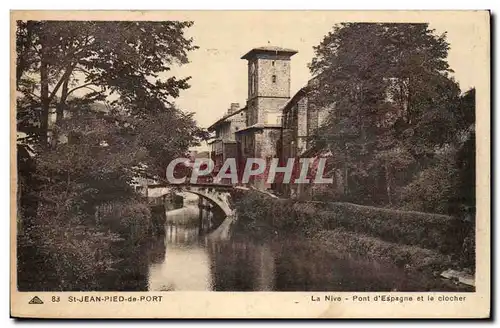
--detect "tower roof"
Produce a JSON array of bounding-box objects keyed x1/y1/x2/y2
[{"x1": 241, "y1": 46, "x2": 298, "y2": 60}]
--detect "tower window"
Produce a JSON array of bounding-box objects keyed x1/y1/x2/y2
[
  {"x1": 272, "y1": 61, "x2": 275, "y2": 66},
  {"x1": 272, "y1": 75, "x2": 277, "y2": 83}
]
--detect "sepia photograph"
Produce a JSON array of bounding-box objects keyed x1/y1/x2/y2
[{"x1": 10, "y1": 10, "x2": 490, "y2": 318}]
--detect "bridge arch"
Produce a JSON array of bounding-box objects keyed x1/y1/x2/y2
[{"x1": 147, "y1": 184, "x2": 234, "y2": 218}]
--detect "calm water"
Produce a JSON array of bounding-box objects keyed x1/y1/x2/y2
[{"x1": 144, "y1": 203, "x2": 450, "y2": 292}]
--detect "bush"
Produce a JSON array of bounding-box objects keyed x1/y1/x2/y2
[
  {"x1": 320, "y1": 202, "x2": 470, "y2": 255},
  {"x1": 232, "y1": 191, "x2": 284, "y2": 238},
  {"x1": 233, "y1": 191, "x2": 471, "y2": 256},
  {"x1": 99, "y1": 199, "x2": 152, "y2": 243},
  {"x1": 232, "y1": 191, "x2": 328, "y2": 239},
  {"x1": 460, "y1": 226, "x2": 475, "y2": 269},
  {"x1": 316, "y1": 229, "x2": 452, "y2": 272},
  {"x1": 19, "y1": 196, "x2": 152, "y2": 291},
  {"x1": 17, "y1": 222, "x2": 122, "y2": 291},
  {"x1": 400, "y1": 151, "x2": 460, "y2": 215}
]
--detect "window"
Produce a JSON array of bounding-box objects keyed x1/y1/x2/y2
[
  {"x1": 272, "y1": 61, "x2": 275, "y2": 66},
  {"x1": 272, "y1": 75, "x2": 277, "y2": 83},
  {"x1": 250, "y1": 62, "x2": 256, "y2": 96}
]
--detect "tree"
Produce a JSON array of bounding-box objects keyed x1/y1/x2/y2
[
  {"x1": 16, "y1": 20, "x2": 197, "y2": 146},
  {"x1": 308, "y1": 23, "x2": 462, "y2": 205},
  {"x1": 131, "y1": 110, "x2": 209, "y2": 178},
  {"x1": 16, "y1": 20, "x2": 209, "y2": 184},
  {"x1": 452, "y1": 88, "x2": 476, "y2": 218},
  {"x1": 16, "y1": 21, "x2": 205, "y2": 290},
  {"x1": 18, "y1": 108, "x2": 155, "y2": 291}
]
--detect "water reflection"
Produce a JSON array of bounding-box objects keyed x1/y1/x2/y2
[
  {"x1": 146, "y1": 201, "x2": 448, "y2": 292},
  {"x1": 208, "y1": 241, "x2": 275, "y2": 291},
  {"x1": 148, "y1": 225, "x2": 212, "y2": 291}
]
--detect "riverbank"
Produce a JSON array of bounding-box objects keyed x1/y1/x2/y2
[
  {"x1": 231, "y1": 191, "x2": 474, "y2": 291},
  {"x1": 17, "y1": 198, "x2": 155, "y2": 291}
]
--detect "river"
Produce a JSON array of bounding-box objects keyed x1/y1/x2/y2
[{"x1": 143, "y1": 196, "x2": 454, "y2": 292}]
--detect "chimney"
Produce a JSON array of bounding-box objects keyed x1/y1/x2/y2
[{"x1": 228, "y1": 103, "x2": 240, "y2": 115}]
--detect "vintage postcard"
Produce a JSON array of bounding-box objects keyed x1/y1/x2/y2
[{"x1": 10, "y1": 10, "x2": 490, "y2": 319}]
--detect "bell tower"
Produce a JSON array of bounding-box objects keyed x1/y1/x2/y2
[
  {"x1": 236, "y1": 46, "x2": 298, "y2": 190},
  {"x1": 242, "y1": 46, "x2": 298, "y2": 126}
]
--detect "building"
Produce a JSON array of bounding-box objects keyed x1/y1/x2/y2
[
  {"x1": 187, "y1": 150, "x2": 211, "y2": 160},
  {"x1": 235, "y1": 46, "x2": 298, "y2": 189},
  {"x1": 206, "y1": 45, "x2": 334, "y2": 191},
  {"x1": 208, "y1": 103, "x2": 247, "y2": 181},
  {"x1": 281, "y1": 77, "x2": 332, "y2": 157},
  {"x1": 195, "y1": 151, "x2": 210, "y2": 159},
  {"x1": 278, "y1": 77, "x2": 334, "y2": 197},
  {"x1": 206, "y1": 45, "x2": 410, "y2": 199}
]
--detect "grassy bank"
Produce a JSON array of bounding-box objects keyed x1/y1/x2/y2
[
  {"x1": 232, "y1": 191, "x2": 474, "y2": 275},
  {"x1": 316, "y1": 228, "x2": 451, "y2": 272}
]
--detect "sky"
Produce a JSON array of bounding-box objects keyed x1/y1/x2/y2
[{"x1": 158, "y1": 11, "x2": 486, "y2": 150}]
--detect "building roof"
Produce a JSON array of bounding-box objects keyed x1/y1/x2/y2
[
  {"x1": 207, "y1": 106, "x2": 247, "y2": 132},
  {"x1": 206, "y1": 137, "x2": 221, "y2": 145},
  {"x1": 241, "y1": 46, "x2": 298, "y2": 60},
  {"x1": 235, "y1": 123, "x2": 282, "y2": 133},
  {"x1": 207, "y1": 138, "x2": 237, "y2": 145},
  {"x1": 282, "y1": 86, "x2": 309, "y2": 115}
]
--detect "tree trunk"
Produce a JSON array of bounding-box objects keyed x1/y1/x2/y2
[
  {"x1": 56, "y1": 78, "x2": 69, "y2": 125},
  {"x1": 51, "y1": 78, "x2": 70, "y2": 147},
  {"x1": 16, "y1": 22, "x2": 34, "y2": 90},
  {"x1": 39, "y1": 38, "x2": 50, "y2": 147}
]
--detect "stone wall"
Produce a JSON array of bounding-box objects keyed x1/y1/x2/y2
[
  {"x1": 228, "y1": 111, "x2": 246, "y2": 138},
  {"x1": 296, "y1": 96, "x2": 308, "y2": 154},
  {"x1": 246, "y1": 98, "x2": 258, "y2": 126},
  {"x1": 223, "y1": 142, "x2": 238, "y2": 163},
  {"x1": 256, "y1": 58, "x2": 291, "y2": 99},
  {"x1": 257, "y1": 97, "x2": 288, "y2": 125}
]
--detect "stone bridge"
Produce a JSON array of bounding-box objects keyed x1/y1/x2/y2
[
  {"x1": 147, "y1": 183, "x2": 237, "y2": 217},
  {"x1": 146, "y1": 183, "x2": 250, "y2": 239}
]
